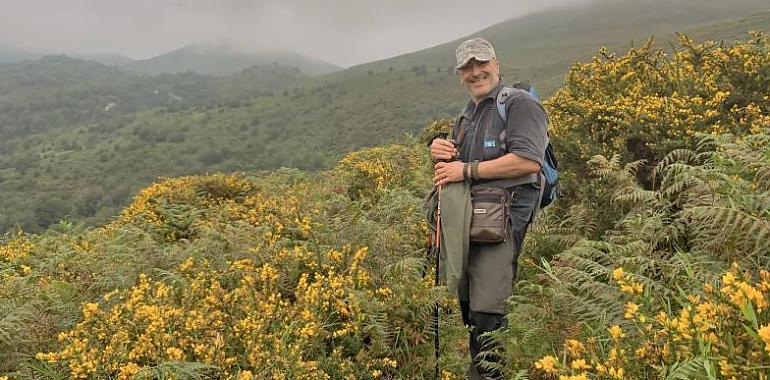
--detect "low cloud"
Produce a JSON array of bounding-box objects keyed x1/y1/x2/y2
[{"x1": 0, "y1": 0, "x2": 593, "y2": 66}]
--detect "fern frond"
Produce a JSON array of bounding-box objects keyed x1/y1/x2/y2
[
  {"x1": 623, "y1": 159, "x2": 648, "y2": 176},
  {"x1": 508, "y1": 369, "x2": 530, "y2": 380},
  {"x1": 656, "y1": 148, "x2": 699, "y2": 171},
  {"x1": 588, "y1": 154, "x2": 623, "y2": 179},
  {"x1": 613, "y1": 187, "x2": 660, "y2": 207},
  {"x1": 683, "y1": 205, "x2": 770, "y2": 263},
  {"x1": 693, "y1": 134, "x2": 718, "y2": 155},
  {"x1": 560, "y1": 205, "x2": 599, "y2": 238},
  {"x1": 659, "y1": 356, "x2": 709, "y2": 380}
]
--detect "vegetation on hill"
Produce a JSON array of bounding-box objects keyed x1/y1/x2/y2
[
  {"x1": 0, "y1": 57, "x2": 310, "y2": 232},
  {"x1": 359, "y1": 0, "x2": 770, "y2": 95},
  {"x1": 0, "y1": 56, "x2": 460, "y2": 233},
  {"x1": 0, "y1": 55, "x2": 307, "y2": 138},
  {"x1": 1, "y1": 4, "x2": 768, "y2": 234},
  {"x1": 0, "y1": 32, "x2": 768, "y2": 379}
]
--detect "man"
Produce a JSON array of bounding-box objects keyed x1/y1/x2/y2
[{"x1": 430, "y1": 37, "x2": 548, "y2": 379}]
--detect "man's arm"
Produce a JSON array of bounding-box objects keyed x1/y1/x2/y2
[
  {"x1": 476, "y1": 153, "x2": 540, "y2": 180},
  {"x1": 492, "y1": 93, "x2": 548, "y2": 179},
  {"x1": 475, "y1": 92, "x2": 547, "y2": 180},
  {"x1": 433, "y1": 93, "x2": 546, "y2": 186},
  {"x1": 432, "y1": 153, "x2": 539, "y2": 186}
]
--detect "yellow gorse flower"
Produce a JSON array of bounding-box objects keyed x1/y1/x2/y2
[
  {"x1": 608, "y1": 325, "x2": 625, "y2": 340},
  {"x1": 613, "y1": 267, "x2": 624, "y2": 281},
  {"x1": 758, "y1": 324, "x2": 770, "y2": 354},
  {"x1": 613, "y1": 267, "x2": 644, "y2": 295},
  {"x1": 570, "y1": 358, "x2": 591, "y2": 370},
  {"x1": 0, "y1": 232, "x2": 35, "y2": 262},
  {"x1": 565, "y1": 339, "x2": 586, "y2": 357},
  {"x1": 624, "y1": 302, "x2": 639, "y2": 319},
  {"x1": 535, "y1": 355, "x2": 559, "y2": 374}
]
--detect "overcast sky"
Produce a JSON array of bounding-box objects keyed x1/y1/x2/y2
[{"x1": 0, "y1": 0, "x2": 593, "y2": 67}]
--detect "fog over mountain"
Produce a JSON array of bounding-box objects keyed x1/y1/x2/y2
[{"x1": 0, "y1": 0, "x2": 593, "y2": 67}]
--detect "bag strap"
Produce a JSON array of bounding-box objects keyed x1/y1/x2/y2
[
  {"x1": 495, "y1": 86, "x2": 513, "y2": 123},
  {"x1": 532, "y1": 173, "x2": 546, "y2": 223},
  {"x1": 497, "y1": 84, "x2": 551, "y2": 147},
  {"x1": 496, "y1": 82, "x2": 541, "y2": 121}
]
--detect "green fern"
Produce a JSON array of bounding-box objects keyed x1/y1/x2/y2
[
  {"x1": 683, "y1": 206, "x2": 770, "y2": 265},
  {"x1": 659, "y1": 356, "x2": 710, "y2": 380}
]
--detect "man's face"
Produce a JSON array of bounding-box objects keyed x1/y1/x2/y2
[{"x1": 458, "y1": 58, "x2": 500, "y2": 101}]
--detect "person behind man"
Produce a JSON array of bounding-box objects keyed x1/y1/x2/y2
[{"x1": 430, "y1": 37, "x2": 548, "y2": 379}]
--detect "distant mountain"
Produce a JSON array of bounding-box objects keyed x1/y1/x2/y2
[
  {"x1": 0, "y1": 47, "x2": 42, "y2": 63},
  {"x1": 74, "y1": 53, "x2": 136, "y2": 67},
  {"x1": 124, "y1": 44, "x2": 342, "y2": 76},
  {"x1": 0, "y1": 48, "x2": 136, "y2": 67}
]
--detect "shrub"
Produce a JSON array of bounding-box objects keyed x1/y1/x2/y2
[{"x1": 548, "y1": 32, "x2": 770, "y2": 164}]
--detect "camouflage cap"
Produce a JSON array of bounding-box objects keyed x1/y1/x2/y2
[{"x1": 455, "y1": 37, "x2": 496, "y2": 71}]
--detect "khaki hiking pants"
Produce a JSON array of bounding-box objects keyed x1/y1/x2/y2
[{"x1": 458, "y1": 183, "x2": 538, "y2": 380}]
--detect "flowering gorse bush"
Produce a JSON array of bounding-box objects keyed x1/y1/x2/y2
[
  {"x1": 547, "y1": 32, "x2": 770, "y2": 162},
  {"x1": 0, "y1": 232, "x2": 35, "y2": 262},
  {"x1": 37, "y1": 245, "x2": 434, "y2": 379},
  {"x1": 110, "y1": 173, "x2": 313, "y2": 244},
  {"x1": 334, "y1": 140, "x2": 432, "y2": 200},
  {"x1": 533, "y1": 264, "x2": 770, "y2": 379},
  {"x1": 5, "y1": 156, "x2": 459, "y2": 378}
]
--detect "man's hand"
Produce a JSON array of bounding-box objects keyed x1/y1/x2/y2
[
  {"x1": 430, "y1": 138, "x2": 457, "y2": 162},
  {"x1": 433, "y1": 161, "x2": 464, "y2": 186}
]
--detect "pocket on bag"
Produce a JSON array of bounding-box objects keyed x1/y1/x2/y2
[{"x1": 470, "y1": 185, "x2": 510, "y2": 244}]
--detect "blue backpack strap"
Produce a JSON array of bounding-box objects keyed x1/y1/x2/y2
[
  {"x1": 496, "y1": 84, "x2": 540, "y2": 123},
  {"x1": 495, "y1": 86, "x2": 513, "y2": 123},
  {"x1": 528, "y1": 86, "x2": 539, "y2": 101}
]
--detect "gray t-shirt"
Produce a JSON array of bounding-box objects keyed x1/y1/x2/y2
[
  {"x1": 453, "y1": 84, "x2": 548, "y2": 169},
  {"x1": 500, "y1": 89, "x2": 548, "y2": 165}
]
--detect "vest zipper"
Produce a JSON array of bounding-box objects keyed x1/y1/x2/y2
[{"x1": 469, "y1": 106, "x2": 488, "y2": 161}]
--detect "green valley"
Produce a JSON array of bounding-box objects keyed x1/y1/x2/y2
[{"x1": 1, "y1": 0, "x2": 768, "y2": 236}]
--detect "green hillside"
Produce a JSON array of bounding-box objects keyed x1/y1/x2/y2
[
  {"x1": 354, "y1": 0, "x2": 770, "y2": 94},
  {"x1": 0, "y1": 55, "x2": 307, "y2": 139},
  {"x1": 1, "y1": 1, "x2": 769, "y2": 234}
]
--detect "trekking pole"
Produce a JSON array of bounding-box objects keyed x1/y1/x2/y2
[
  {"x1": 433, "y1": 182, "x2": 442, "y2": 380},
  {"x1": 432, "y1": 132, "x2": 454, "y2": 380}
]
